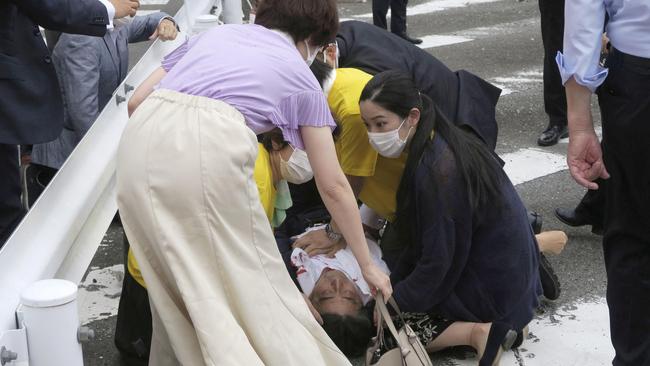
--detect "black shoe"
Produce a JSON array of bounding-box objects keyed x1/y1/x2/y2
[
  {"x1": 538, "y1": 253, "x2": 561, "y2": 300},
  {"x1": 537, "y1": 125, "x2": 568, "y2": 146},
  {"x1": 480, "y1": 322, "x2": 517, "y2": 365},
  {"x1": 511, "y1": 326, "x2": 529, "y2": 349},
  {"x1": 527, "y1": 211, "x2": 543, "y2": 235},
  {"x1": 554, "y1": 208, "x2": 604, "y2": 235},
  {"x1": 395, "y1": 32, "x2": 423, "y2": 44}
]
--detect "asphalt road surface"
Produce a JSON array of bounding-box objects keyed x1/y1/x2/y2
[{"x1": 79, "y1": 0, "x2": 612, "y2": 365}]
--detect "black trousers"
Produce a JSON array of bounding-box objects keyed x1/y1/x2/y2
[
  {"x1": 538, "y1": 0, "x2": 567, "y2": 128},
  {"x1": 115, "y1": 234, "x2": 152, "y2": 366},
  {"x1": 0, "y1": 144, "x2": 24, "y2": 247},
  {"x1": 372, "y1": 0, "x2": 407, "y2": 36},
  {"x1": 597, "y1": 48, "x2": 650, "y2": 366}
]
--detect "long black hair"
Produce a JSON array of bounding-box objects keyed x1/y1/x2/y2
[
  {"x1": 359, "y1": 71, "x2": 502, "y2": 246},
  {"x1": 320, "y1": 308, "x2": 374, "y2": 358},
  {"x1": 309, "y1": 58, "x2": 333, "y2": 88}
]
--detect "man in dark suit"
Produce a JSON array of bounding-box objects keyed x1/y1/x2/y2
[
  {"x1": 335, "y1": 20, "x2": 500, "y2": 152},
  {"x1": 0, "y1": 0, "x2": 140, "y2": 246}
]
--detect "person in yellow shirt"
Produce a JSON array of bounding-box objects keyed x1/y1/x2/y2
[
  {"x1": 293, "y1": 60, "x2": 407, "y2": 261},
  {"x1": 116, "y1": 129, "x2": 312, "y2": 364}
]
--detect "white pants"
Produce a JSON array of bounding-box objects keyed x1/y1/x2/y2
[{"x1": 116, "y1": 90, "x2": 350, "y2": 366}]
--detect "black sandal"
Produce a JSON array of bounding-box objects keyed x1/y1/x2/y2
[{"x1": 479, "y1": 322, "x2": 517, "y2": 366}]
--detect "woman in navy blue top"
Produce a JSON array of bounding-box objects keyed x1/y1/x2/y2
[{"x1": 359, "y1": 71, "x2": 542, "y2": 365}]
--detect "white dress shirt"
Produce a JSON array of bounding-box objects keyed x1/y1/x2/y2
[
  {"x1": 97, "y1": 0, "x2": 116, "y2": 29},
  {"x1": 556, "y1": 0, "x2": 650, "y2": 92},
  {"x1": 291, "y1": 226, "x2": 390, "y2": 305}
]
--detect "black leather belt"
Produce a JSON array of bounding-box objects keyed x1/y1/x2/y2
[{"x1": 611, "y1": 47, "x2": 650, "y2": 68}]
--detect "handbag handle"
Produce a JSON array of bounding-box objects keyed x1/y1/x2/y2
[{"x1": 375, "y1": 293, "x2": 410, "y2": 359}]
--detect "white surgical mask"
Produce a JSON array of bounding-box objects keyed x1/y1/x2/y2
[
  {"x1": 280, "y1": 147, "x2": 314, "y2": 184},
  {"x1": 304, "y1": 40, "x2": 320, "y2": 66},
  {"x1": 368, "y1": 118, "x2": 413, "y2": 158}
]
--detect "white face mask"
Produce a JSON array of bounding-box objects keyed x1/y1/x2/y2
[
  {"x1": 368, "y1": 118, "x2": 413, "y2": 158},
  {"x1": 280, "y1": 147, "x2": 314, "y2": 184},
  {"x1": 304, "y1": 40, "x2": 320, "y2": 66}
]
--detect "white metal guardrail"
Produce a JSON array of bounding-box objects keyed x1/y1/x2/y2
[{"x1": 0, "y1": 0, "x2": 212, "y2": 363}]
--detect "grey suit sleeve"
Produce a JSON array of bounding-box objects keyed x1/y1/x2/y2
[
  {"x1": 55, "y1": 36, "x2": 102, "y2": 140},
  {"x1": 126, "y1": 12, "x2": 172, "y2": 43}
]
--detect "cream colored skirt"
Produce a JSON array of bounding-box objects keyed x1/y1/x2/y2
[{"x1": 116, "y1": 89, "x2": 350, "y2": 366}]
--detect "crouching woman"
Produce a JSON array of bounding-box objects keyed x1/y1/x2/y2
[{"x1": 359, "y1": 71, "x2": 542, "y2": 365}]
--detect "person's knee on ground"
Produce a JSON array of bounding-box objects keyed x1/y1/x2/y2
[{"x1": 424, "y1": 321, "x2": 487, "y2": 353}]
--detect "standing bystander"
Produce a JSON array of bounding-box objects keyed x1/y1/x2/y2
[
  {"x1": 26, "y1": 13, "x2": 178, "y2": 206},
  {"x1": 557, "y1": 0, "x2": 650, "y2": 364},
  {"x1": 537, "y1": 0, "x2": 568, "y2": 146},
  {"x1": 0, "y1": 0, "x2": 140, "y2": 247},
  {"x1": 372, "y1": 0, "x2": 422, "y2": 44}
]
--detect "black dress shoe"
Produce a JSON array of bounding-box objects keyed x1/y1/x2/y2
[
  {"x1": 394, "y1": 33, "x2": 423, "y2": 44},
  {"x1": 554, "y1": 208, "x2": 604, "y2": 235},
  {"x1": 538, "y1": 253, "x2": 561, "y2": 300},
  {"x1": 537, "y1": 125, "x2": 568, "y2": 146},
  {"x1": 527, "y1": 210, "x2": 543, "y2": 235}
]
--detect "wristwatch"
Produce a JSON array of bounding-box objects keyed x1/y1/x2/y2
[{"x1": 325, "y1": 223, "x2": 343, "y2": 243}]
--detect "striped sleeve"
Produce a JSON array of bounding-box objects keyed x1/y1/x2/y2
[{"x1": 270, "y1": 90, "x2": 336, "y2": 149}]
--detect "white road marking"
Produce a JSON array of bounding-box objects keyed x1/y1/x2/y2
[
  {"x1": 502, "y1": 148, "x2": 567, "y2": 186},
  {"x1": 450, "y1": 17, "x2": 538, "y2": 39},
  {"x1": 417, "y1": 17, "x2": 538, "y2": 50},
  {"x1": 78, "y1": 264, "x2": 124, "y2": 324},
  {"x1": 491, "y1": 70, "x2": 543, "y2": 97},
  {"x1": 409, "y1": 0, "x2": 502, "y2": 16},
  {"x1": 355, "y1": 0, "x2": 502, "y2": 18},
  {"x1": 447, "y1": 299, "x2": 613, "y2": 365},
  {"x1": 493, "y1": 85, "x2": 515, "y2": 96},
  {"x1": 417, "y1": 35, "x2": 473, "y2": 49}
]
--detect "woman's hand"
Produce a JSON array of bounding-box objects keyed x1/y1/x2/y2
[
  {"x1": 292, "y1": 228, "x2": 345, "y2": 257},
  {"x1": 362, "y1": 263, "x2": 392, "y2": 301}
]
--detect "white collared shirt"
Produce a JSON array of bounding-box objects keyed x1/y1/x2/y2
[
  {"x1": 291, "y1": 225, "x2": 390, "y2": 305},
  {"x1": 556, "y1": 0, "x2": 650, "y2": 92}
]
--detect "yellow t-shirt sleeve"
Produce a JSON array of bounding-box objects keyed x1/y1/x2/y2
[{"x1": 127, "y1": 249, "x2": 147, "y2": 288}]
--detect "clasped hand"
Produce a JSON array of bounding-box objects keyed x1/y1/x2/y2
[{"x1": 292, "y1": 228, "x2": 345, "y2": 257}]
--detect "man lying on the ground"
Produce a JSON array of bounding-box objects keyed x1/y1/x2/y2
[{"x1": 282, "y1": 216, "x2": 567, "y2": 360}]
